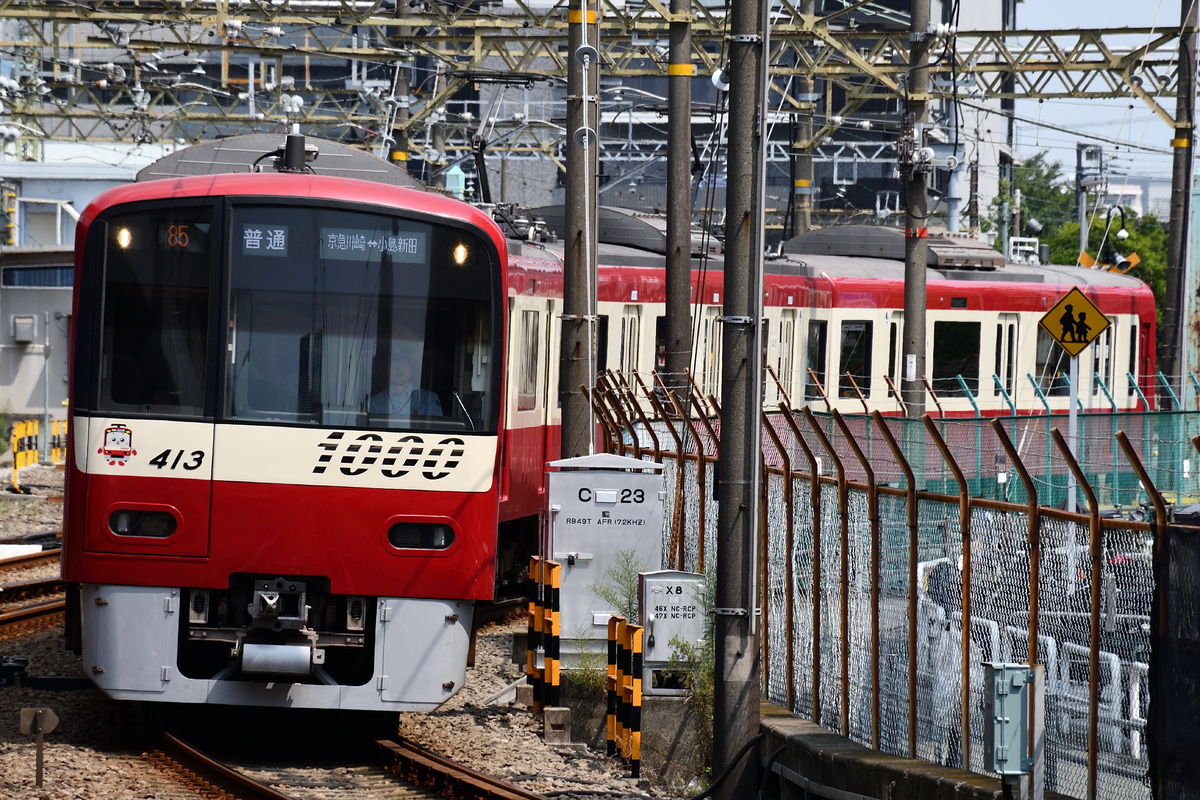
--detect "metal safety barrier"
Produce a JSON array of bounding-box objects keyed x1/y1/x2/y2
[{"x1": 586, "y1": 368, "x2": 1193, "y2": 800}]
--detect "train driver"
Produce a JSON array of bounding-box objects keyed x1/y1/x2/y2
[{"x1": 369, "y1": 347, "x2": 443, "y2": 416}]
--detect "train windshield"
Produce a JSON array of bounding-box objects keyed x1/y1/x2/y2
[{"x1": 226, "y1": 204, "x2": 498, "y2": 433}]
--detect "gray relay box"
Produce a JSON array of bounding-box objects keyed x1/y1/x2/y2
[
  {"x1": 639, "y1": 570, "x2": 706, "y2": 695},
  {"x1": 545, "y1": 453, "x2": 665, "y2": 665}
]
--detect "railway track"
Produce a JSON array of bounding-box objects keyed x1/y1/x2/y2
[
  {"x1": 148, "y1": 730, "x2": 548, "y2": 800},
  {"x1": 0, "y1": 550, "x2": 65, "y2": 637}
]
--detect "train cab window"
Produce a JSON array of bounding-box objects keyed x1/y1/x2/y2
[
  {"x1": 932, "y1": 320, "x2": 980, "y2": 397},
  {"x1": 804, "y1": 319, "x2": 827, "y2": 402},
  {"x1": 94, "y1": 207, "x2": 213, "y2": 417},
  {"x1": 226, "y1": 205, "x2": 499, "y2": 433},
  {"x1": 837, "y1": 321, "x2": 872, "y2": 399}
]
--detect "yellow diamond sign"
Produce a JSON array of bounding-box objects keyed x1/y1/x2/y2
[{"x1": 1039, "y1": 287, "x2": 1110, "y2": 359}]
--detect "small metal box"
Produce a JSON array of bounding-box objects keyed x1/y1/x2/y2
[
  {"x1": 639, "y1": 570, "x2": 706, "y2": 695},
  {"x1": 545, "y1": 453, "x2": 665, "y2": 666}
]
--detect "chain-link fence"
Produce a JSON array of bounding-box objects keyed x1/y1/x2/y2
[{"x1": 589, "y1": 371, "x2": 1190, "y2": 800}]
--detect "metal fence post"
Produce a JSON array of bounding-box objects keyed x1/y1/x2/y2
[{"x1": 924, "y1": 414, "x2": 973, "y2": 770}]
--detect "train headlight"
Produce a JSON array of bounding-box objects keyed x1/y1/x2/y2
[
  {"x1": 387, "y1": 522, "x2": 455, "y2": 550},
  {"x1": 116, "y1": 227, "x2": 133, "y2": 249},
  {"x1": 449, "y1": 241, "x2": 473, "y2": 268},
  {"x1": 108, "y1": 509, "x2": 177, "y2": 538}
]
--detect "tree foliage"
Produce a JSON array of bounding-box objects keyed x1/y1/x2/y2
[{"x1": 991, "y1": 150, "x2": 1168, "y2": 328}]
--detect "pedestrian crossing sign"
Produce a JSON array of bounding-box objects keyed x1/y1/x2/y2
[{"x1": 1039, "y1": 287, "x2": 1110, "y2": 359}]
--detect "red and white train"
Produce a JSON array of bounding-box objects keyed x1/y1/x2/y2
[{"x1": 62, "y1": 135, "x2": 1155, "y2": 713}]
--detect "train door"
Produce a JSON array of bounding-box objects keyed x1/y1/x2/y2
[
  {"x1": 78, "y1": 205, "x2": 215, "y2": 559},
  {"x1": 994, "y1": 313, "x2": 1018, "y2": 403},
  {"x1": 503, "y1": 296, "x2": 546, "y2": 515},
  {"x1": 540, "y1": 298, "x2": 559, "y2": 478}
]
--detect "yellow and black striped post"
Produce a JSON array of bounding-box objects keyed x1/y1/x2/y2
[
  {"x1": 543, "y1": 561, "x2": 561, "y2": 708},
  {"x1": 606, "y1": 615, "x2": 624, "y2": 756},
  {"x1": 629, "y1": 624, "x2": 643, "y2": 778},
  {"x1": 618, "y1": 619, "x2": 632, "y2": 762},
  {"x1": 527, "y1": 556, "x2": 544, "y2": 714},
  {"x1": 10, "y1": 420, "x2": 39, "y2": 493},
  {"x1": 50, "y1": 420, "x2": 68, "y2": 465}
]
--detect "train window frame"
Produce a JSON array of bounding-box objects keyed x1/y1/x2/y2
[
  {"x1": 619, "y1": 304, "x2": 641, "y2": 374},
  {"x1": 517, "y1": 308, "x2": 539, "y2": 411},
  {"x1": 777, "y1": 309, "x2": 796, "y2": 402},
  {"x1": 805, "y1": 318, "x2": 827, "y2": 402},
  {"x1": 837, "y1": 320, "x2": 872, "y2": 399},
  {"x1": 1091, "y1": 316, "x2": 1116, "y2": 398}
]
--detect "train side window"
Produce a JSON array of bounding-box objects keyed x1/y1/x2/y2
[
  {"x1": 517, "y1": 309, "x2": 539, "y2": 411},
  {"x1": 804, "y1": 319, "x2": 827, "y2": 402},
  {"x1": 838, "y1": 320, "x2": 872, "y2": 399},
  {"x1": 96, "y1": 206, "x2": 213, "y2": 417},
  {"x1": 1091, "y1": 317, "x2": 1116, "y2": 397},
  {"x1": 932, "y1": 320, "x2": 980, "y2": 397},
  {"x1": 596, "y1": 315, "x2": 609, "y2": 375},
  {"x1": 700, "y1": 307, "x2": 722, "y2": 397},
  {"x1": 775, "y1": 310, "x2": 795, "y2": 401},
  {"x1": 1035, "y1": 326, "x2": 1070, "y2": 396},
  {"x1": 994, "y1": 314, "x2": 1018, "y2": 398},
  {"x1": 1127, "y1": 322, "x2": 1138, "y2": 398}
]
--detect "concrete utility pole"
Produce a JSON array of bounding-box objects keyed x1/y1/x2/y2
[
  {"x1": 559, "y1": 0, "x2": 600, "y2": 458},
  {"x1": 712, "y1": 0, "x2": 765, "y2": 793},
  {"x1": 900, "y1": 0, "x2": 930, "y2": 420},
  {"x1": 1162, "y1": 0, "x2": 1197, "y2": 396},
  {"x1": 791, "y1": 0, "x2": 816, "y2": 237},
  {"x1": 663, "y1": 0, "x2": 693, "y2": 404}
]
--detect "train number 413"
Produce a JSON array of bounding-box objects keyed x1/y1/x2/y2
[{"x1": 148, "y1": 449, "x2": 206, "y2": 470}]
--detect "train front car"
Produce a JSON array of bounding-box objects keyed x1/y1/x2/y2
[{"x1": 63, "y1": 149, "x2": 505, "y2": 712}]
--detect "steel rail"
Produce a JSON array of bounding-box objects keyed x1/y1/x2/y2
[
  {"x1": 0, "y1": 547, "x2": 61, "y2": 570},
  {"x1": 0, "y1": 598, "x2": 65, "y2": 631},
  {"x1": 148, "y1": 733, "x2": 299, "y2": 800},
  {"x1": 379, "y1": 736, "x2": 547, "y2": 800},
  {"x1": 0, "y1": 577, "x2": 64, "y2": 604}
]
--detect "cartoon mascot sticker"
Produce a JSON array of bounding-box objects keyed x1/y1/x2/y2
[{"x1": 98, "y1": 424, "x2": 136, "y2": 466}]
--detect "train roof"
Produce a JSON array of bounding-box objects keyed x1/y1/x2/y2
[
  {"x1": 136, "y1": 134, "x2": 425, "y2": 189},
  {"x1": 509, "y1": 216, "x2": 1146, "y2": 292}
]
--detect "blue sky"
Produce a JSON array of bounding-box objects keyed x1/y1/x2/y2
[{"x1": 1010, "y1": 1, "x2": 1185, "y2": 185}]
